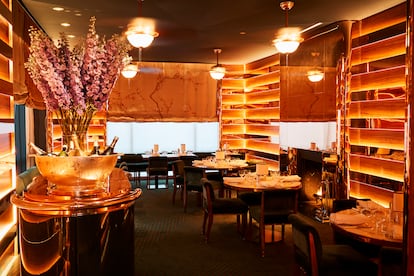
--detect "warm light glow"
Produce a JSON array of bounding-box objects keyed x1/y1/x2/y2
[
  {"x1": 273, "y1": 27, "x2": 303, "y2": 54},
  {"x1": 210, "y1": 48, "x2": 226, "y2": 80},
  {"x1": 209, "y1": 65, "x2": 226, "y2": 80},
  {"x1": 126, "y1": 17, "x2": 159, "y2": 48},
  {"x1": 126, "y1": 32, "x2": 158, "y2": 48},
  {"x1": 307, "y1": 69, "x2": 324, "y2": 82},
  {"x1": 121, "y1": 63, "x2": 138, "y2": 78}
]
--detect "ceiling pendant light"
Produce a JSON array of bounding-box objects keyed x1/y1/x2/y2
[
  {"x1": 209, "y1": 49, "x2": 226, "y2": 80},
  {"x1": 307, "y1": 52, "x2": 324, "y2": 82},
  {"x1": 126, "y1": 0, "x2": 159, "y2": 48},
  {"x1": 307, "y1": 69, "x2": 324, "y2": 82},
  {"x1": 272, "y1": 1, "x2": 303, "y2": 54},
  {"x1": 121, "y1": 63, "x2": 138, "y2": 78}
]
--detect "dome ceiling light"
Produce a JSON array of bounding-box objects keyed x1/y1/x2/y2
[
  {"x1": 209, "y1": 49, "x2": 226, "y2": 80},
  {"x1": 307, "y1": 52, "x2": 324, "y2": 82},
  {"x1": 126, "y1": 0, "x2": 159, "y2": 48},
  {"x1": 272, "y1": 1, "x2": 303, "y2": 54}
]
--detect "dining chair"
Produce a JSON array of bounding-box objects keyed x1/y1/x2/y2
[
  {"x1": 179, "y1": 155, "x2": 199, "y2": 166},
  {"x1": 201, "y1": 178, "x2": 248, "y2": 243},
  {"x1": 249, "y1": 189, "x2": 299, "y2": 257},
  {"x1": 120, "y1": 154, "x2": 148, "y2": 187},
  {"x1": 378, "y1": 246, "x2": 402, "y2": 276},
  {"x1": 171, "y1": 160, "x2": 185, "y2": 204},
  {"x1": 183, "y1": 165, "x2": 205, "y2": 212},
  {"x1": 146, "y1": 156, "x2": 169, "y2": 189},
  {"x1": 288, "y1": 213, "x2": 378, "y2": 276}
]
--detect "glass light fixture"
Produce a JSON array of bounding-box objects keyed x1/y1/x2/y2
[
  {"x1": 307, "y1": 69, "x2": 324, "y2": 82},
  {"x1": 273, "y1": 1, "x2": 303, "y2": 54},
  {"x1": 209, "y1": 49, "x2": 226, "y2": 80},
  {"x1": 121, "y1": 63, "x2": 138, "y2": 78},
  {"x1": 126, "y1": 0, "x2": 158, "y2": 48},
  {"x1": 126, "y1": 31, "x2": 158, "y2": 48},
  {"x1": 273, "y1": 27, "x2": 303, "y2": 54}
]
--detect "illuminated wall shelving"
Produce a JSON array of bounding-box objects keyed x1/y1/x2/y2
[
  {"x1": 221, "y1": 55, "x2": 281, "y2": 170},
  {"x1": 0, "y1": 0, "x2": 17, "y2": 270},
  {"x1": 344, "y1": 3, "x2": 406, "y2": 206}
]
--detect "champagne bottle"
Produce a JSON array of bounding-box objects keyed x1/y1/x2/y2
[
  {"x1": 68, "y1": 134, "x2": 85, "y2": 156},
  {"x1": 102, "y1": 136, "x2": 119, "y2": 155},
  {"x1": 58, "y1": 145, "x2": 69, "y2": 157},
  {"x1": 90, "y1": 138, "x2": 101, "y2": 155},
  {"x1": 29, "y1": 142, "x2": 47, "y2": 155}
]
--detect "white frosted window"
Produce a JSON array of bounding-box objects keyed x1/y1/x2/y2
[{"x1": 107, "y1": 122, "x2": 219, "y2": 153}]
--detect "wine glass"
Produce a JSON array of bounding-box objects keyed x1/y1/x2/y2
[{"x1": 239, "y1": 169, "x2": 248, "y2": 179}]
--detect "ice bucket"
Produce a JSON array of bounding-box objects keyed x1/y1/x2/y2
[{"x1": 35, "y1": 155, "x2": 119, "y2": 197}]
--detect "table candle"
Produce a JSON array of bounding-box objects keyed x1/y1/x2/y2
[
  {"x1": 153, "y1": 144, "x2": 159, "y2": 154},
  {"x1": 180, "y1": 144, "x2": 186, "y2": 154}
]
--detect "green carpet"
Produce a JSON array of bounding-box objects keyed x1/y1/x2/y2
[{"x1": 133, "y1": 182, "x2": 335, "y2": 275}]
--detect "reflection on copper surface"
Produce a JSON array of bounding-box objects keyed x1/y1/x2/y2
[
  {"x1": 20, "y1": 214, "x2": 62, "y2": 274},
  {"x1": 11, "y1": 168, "x2": 141, "y2": 275}
]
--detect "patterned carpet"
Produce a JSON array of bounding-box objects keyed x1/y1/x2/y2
[
  {"x1": 133, "y1": 180, "x2": 335, "y2": 276},
  {"x1": 8, "y1": 179, "x2": 335, "y2": 275}
]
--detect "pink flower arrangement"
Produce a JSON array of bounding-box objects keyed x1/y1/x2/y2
[{"x1": 25, "y1": 17, "x2": 130, "y2": 146}]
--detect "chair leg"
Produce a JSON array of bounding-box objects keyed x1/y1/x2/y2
[
  {"x1": 202, "y1": 211, "x2": 208, "y2": 235},
  {"x1": 281, "y1": 223, "x2": 285, "y2": 240},
  {"x1": 205, "y1": 213, "x2": 213, "y2": 243},
  {"x1": 241, "y1": 213, "x2": 247, "y2": 239},
  {"x1": 183, "y1": 189, "x2": 188, "y2": 213},
  {"x1": 172, "y1": 181, "x2": 177, "y2": 204},
  {"x1": 260, "y1": 221, "x2": 265, "y2": 257}
]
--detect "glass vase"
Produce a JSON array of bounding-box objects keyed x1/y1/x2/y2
[{"x1": 62, "y1": 131, "x2": 88, "y2": 152}]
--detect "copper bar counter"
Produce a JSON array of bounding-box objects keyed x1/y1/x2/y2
[{"x1": 11, "y1": 169, "x2": 142, "y2": 276}]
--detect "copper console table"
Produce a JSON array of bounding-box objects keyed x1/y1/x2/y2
[{"x1": 11, "y1": 169, "x2": 142, "y2": 276}]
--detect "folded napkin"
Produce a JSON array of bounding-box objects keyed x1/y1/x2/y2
[
  {"x1": 330, "y1": 212, "x2": 368, "y2": 226},
  {"x1": 278, "y1": 181, "x2": 301, "y2": 188},
  {"x1": 280, "y1": 175, "x2": 301, "y2": 182},
  {"x1": 223, "y1": 177, "x2": 242, "y2": 183}
]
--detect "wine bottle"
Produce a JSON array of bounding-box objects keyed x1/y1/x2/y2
[
  {"x1": 90, "y1": 138, "x2": 101, "y2": 155},
  {"x1": 29, "y1": 142, "x2": 47, "y2": 155},
  {"x1": 68, "y1": 134, "x2": 85, "y2": 156},
  {"x1": 102, "y1": 136, "x2": 119, "y2": 155}
]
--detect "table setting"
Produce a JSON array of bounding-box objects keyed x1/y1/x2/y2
[
  {"x1": 223, "y1": 173, "x2": 301, "y2": 191},
  {"x1": 330, "y1": 200, "x2": 403, "y2": 246}
]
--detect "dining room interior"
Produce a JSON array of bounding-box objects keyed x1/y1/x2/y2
[{"x1": 0, "y1": 0, "x2": 412, "y2": 275}]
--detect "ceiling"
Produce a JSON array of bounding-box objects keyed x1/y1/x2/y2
[{"x1": 20, "y1": 0, "x2": 405, "y2": 65}]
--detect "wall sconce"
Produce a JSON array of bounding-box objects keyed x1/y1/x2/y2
[{"x1": 209, "y1": 48, "x2": 226, "y2": 80}]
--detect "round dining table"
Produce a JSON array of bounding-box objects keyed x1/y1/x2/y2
[{"x1": 330, "y1": 209, "x2": 403, "y2": 248}]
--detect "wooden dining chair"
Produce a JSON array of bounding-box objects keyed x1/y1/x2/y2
[
  {"x1": 146, "y1": 156, "x2": 169, "y2": 189},
  {"x1": 183, "y1": 165, "x2": 205, "y2": 212},
  {"x1": 119, "y1": 154, "x2": 148, "y2": 187},
  {"x1": 288, "y1": 213, "x2": 378, "y2": 276},
  {"x1": 249, "y1": 189, "x2": 299, "y2": 257},
  {"x1": 201, "y1": 178, "x2": 248, "y2": 243},
  {"x1": 171, "y1": 160, "x2": 185, "y2": 204}
]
